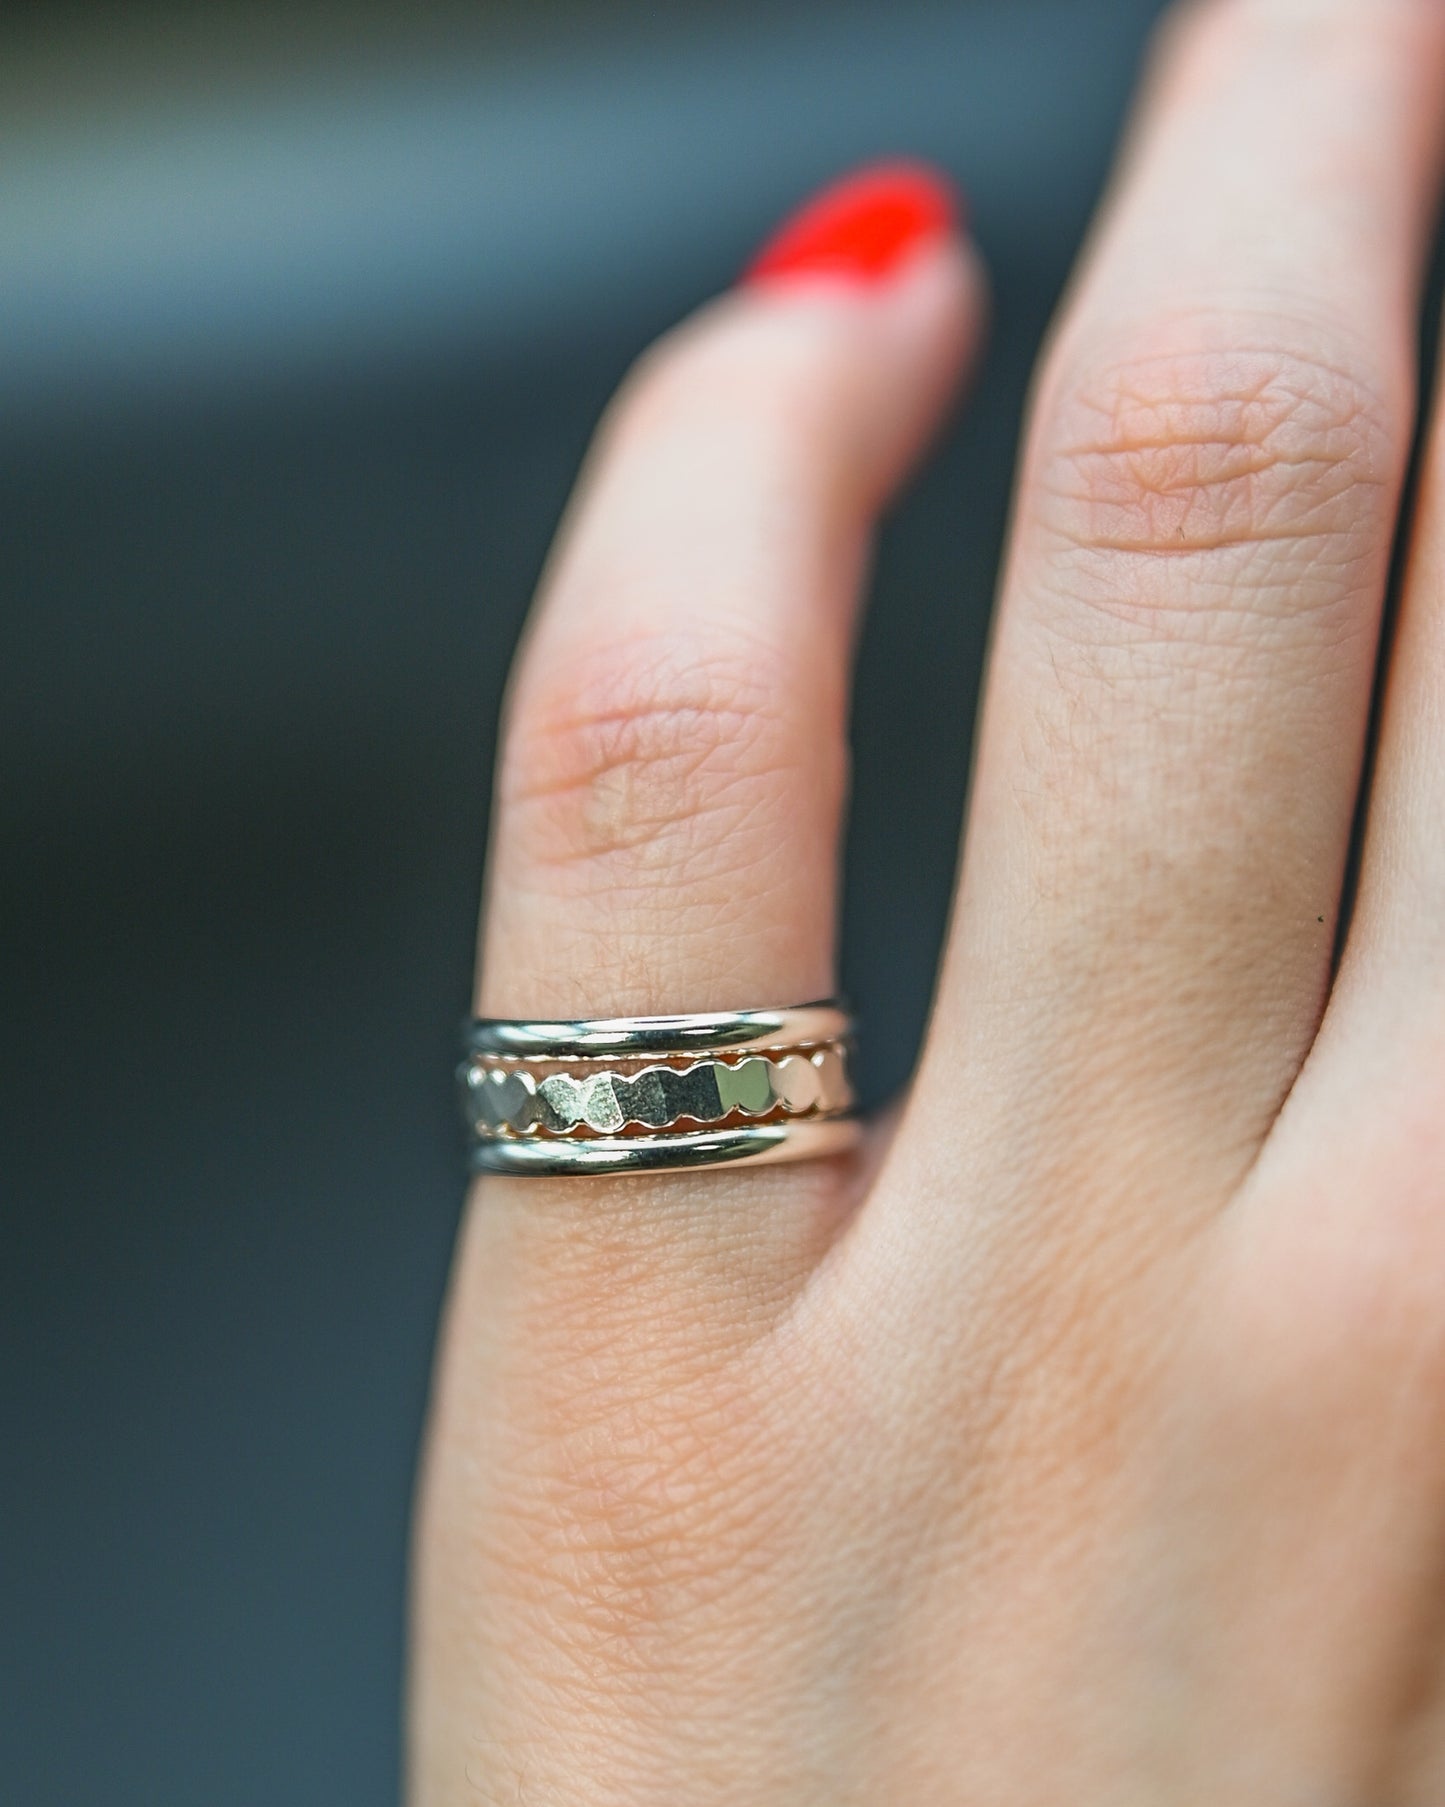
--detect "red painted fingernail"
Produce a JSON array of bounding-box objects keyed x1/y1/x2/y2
[{"x1": 743, "y1": 160, "x2": 962, "y2": 289}]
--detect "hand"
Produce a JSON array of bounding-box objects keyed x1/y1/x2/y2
[{"x1": 410, "y1": 3, "x2": 1445, "y2": 1799}]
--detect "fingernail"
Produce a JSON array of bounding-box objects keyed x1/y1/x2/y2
[{"x1": 743, "y1": 160, "x2": 962, "y2": 290}]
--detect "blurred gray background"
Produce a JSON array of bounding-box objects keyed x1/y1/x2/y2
[{"x1": 4, "y1": 2, "x2": 1171, "y2": 1800}]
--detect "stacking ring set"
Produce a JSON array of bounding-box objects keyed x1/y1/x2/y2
[{"x1": 459, "y1": 1001, "x2": 860, "y2": 1176}]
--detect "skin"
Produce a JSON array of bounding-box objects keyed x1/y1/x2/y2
[{"x1": 409, "y1": 0, "x2": 1445, "y2": 1799}]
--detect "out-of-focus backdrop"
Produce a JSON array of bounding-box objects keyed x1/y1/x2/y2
[{"x1": 5, "y1": 3, "x2": 1169, "y2": 1800}]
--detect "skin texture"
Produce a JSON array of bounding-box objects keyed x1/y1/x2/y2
[{"x1": 410, "y1": 1, "x2": 1445, "y2": 1800}]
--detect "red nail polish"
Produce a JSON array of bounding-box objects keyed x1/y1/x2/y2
[{"x1": 743, "y1": 161, "x2": 961, "y2": 289}]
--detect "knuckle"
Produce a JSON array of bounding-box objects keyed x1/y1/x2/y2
[
  {"x1": 500, "y1": 637, "x2": 823, "y2": 881},
  {"x1": 1031, "y1": 326, "x2": 1400, "y2": 618}
]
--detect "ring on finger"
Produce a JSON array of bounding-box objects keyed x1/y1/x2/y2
[{"x1": 459, "y1": 1001, "x2": 859, "y2": 1177}]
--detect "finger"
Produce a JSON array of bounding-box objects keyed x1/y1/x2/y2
[
  {"x1": 907, "y1": 0, "x2": 1445, "y2": 1238},
  {"x1": 413, "y1": 171, "x2": 981, "y2": 1801},
  {"x1": 483, "y1": 166, "x2": 976, "y2": 1029},
  {"x1": 472, "y1": 165, "x2": 980, "y2": 1296}
]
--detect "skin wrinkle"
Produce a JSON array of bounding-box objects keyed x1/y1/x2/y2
[
  {"x1": 514, "y1": 751, "x2": 803, "y2": 877},
  {"x1": 503, "y1": 700, "x2": 774, "y2": 808},
  {"x1": 497, "y1": 700, "x2": 840, "y2": 906},
  {"x1": 1031, "y1": 343, "x2": 1396, "y2": 587}
]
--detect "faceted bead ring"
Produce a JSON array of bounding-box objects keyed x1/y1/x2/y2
[{"x1": 459, "y1": 1002, "x2": 861, "y2": 1176}]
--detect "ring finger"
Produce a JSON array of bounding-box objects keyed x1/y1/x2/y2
[{"x1": 470, "y1": 168, "x2": 980, "y2": 1294}]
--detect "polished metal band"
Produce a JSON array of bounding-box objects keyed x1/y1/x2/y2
[{"x1": 460, "y1": 1001, "x2": 859, "y2": 1177}]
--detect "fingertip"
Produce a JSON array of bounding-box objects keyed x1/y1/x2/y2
[
  {"x1": 727, "y1": 163, "x2": 986, "y2": 437},
  {"x1": 741, "y1": 160, "x2": 966, "y2": 290}
]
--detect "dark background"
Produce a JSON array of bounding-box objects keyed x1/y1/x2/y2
[{"x1": 5, "y1": 3, "x2": 1170, "y2": 1800}]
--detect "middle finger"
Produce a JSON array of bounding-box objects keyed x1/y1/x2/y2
[{"x1": 909, "y1": 0, "x2": 1445, "y2": 1236}]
